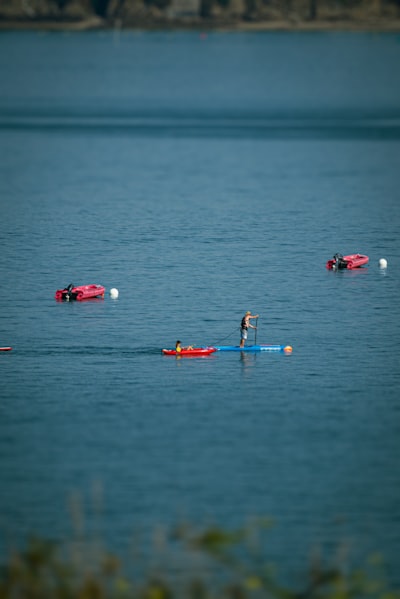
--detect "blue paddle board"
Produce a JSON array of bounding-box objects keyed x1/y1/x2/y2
[{"x1": 214, "y1": 345, "x2": 292, "y2": 353}]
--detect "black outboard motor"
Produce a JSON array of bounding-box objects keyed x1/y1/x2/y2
[
  {"x1": 332, "y1": 253, "x2": 348, "y2": 270},
  {"x1": 64, "y1": 283, "x2": 75, "y2": 301}
]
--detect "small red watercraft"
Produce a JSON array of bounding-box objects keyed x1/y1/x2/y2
[
  {"x1": 326, "y1": 253, "x2": 369, "y2": 270},
  {"x1": 162, "y1": 347, "x2": 216, "y2": 357},
  {"x1": 0, "y1": 347, "x2": 12, "y2": 351},
  {"x1": 55, "y1": 283, "x2": 105, "y2": 301}
]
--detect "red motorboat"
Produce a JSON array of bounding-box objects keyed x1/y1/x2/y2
[
  {"x1": 326, "y1": 253, "x2": 369, "y2": 270},
  {"x1": 55, "y1": 284, "x2": 105, "y2": 301},
  {"x1": 162, "y1": 347, "x2": 216, "y2": 357}
]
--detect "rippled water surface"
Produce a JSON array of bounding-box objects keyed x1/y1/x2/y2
[{"x1": 0, "y1": 30, "x2": 400, "y2": 582}]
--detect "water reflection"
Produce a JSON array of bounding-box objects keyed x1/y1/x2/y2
[{"x1": 239, "y1": 351, "x2": 257, "y2": 374}]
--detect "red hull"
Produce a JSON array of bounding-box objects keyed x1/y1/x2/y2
[
  {"x1": 55, "y1": 284, "x2": 105, "y2": 301},
  {"x1": 162, "y1": 347, "x2": 216, "y2": 356},
  {"x1": 54, "y1": 285, "x2": 106, "y2": 302},
  {"x1": 0, "y1": 347, "x2": 12, "y2": 351},
  {"x1": 326, "y1": 254, "x2": 369, "y2": 270}
]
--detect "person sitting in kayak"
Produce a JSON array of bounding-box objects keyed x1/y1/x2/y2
[
  {"x1": 240, "y1": 311, "x2": 259, "y2": 348},
  {"x1": 175, "y1": 340, "x2": 193, "y2": 353}
]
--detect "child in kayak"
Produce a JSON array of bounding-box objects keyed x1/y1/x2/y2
[{"x1": 176, "y1": 340, "x2": 194, "y2": 353}]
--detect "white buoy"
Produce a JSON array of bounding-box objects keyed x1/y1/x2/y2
[
  {"x1": 110, "y1": 288, "x2": 119, "y2": 299},
  {"x1": 379, "y1": 258, "x2": 387, "y2": 269}
]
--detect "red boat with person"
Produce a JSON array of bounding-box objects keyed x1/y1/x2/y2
[
  {"x1": 162, "y1": 347, "x2": 216, "y2": 357},
  {"x1": 55, "y1": 283, "x2": 106, "y2": 301},
  {"x1": 326, "y1": 253, "x2": 369, "y2": 270}
]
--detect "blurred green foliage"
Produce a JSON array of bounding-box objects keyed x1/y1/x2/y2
[{"x1": 0, "y1": 519, "x2": 399, "y2": 599}]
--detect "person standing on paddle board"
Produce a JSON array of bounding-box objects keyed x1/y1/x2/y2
[{"x1": 240, "y1": 311, "x2": 259, "y2": 348}]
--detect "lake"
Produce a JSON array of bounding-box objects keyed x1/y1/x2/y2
[{"x1": 0, "y1": 30, "x2": 399, "y2": 585}]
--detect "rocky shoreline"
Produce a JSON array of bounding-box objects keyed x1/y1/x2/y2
[
  {"x1": 1, "y1": 0, "x2": 400, "y2": 34},
  {"x1": 1, "y1": 15, "x2": 399, "y2": 32}
]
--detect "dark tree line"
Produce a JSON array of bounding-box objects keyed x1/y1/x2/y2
[
  {"x1": 6, "y1": 0, "x2": 400, "y2": 22},
  {"x1": 89, "y1": 0, "x2": 400, "y2": 20}
]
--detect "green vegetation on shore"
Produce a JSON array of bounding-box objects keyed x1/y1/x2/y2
[
  {"x1": 0, "y1": 520, "x2": 399, "y2": 599},
  {"x1": 0, "y1": 0, "x2": 399, "y2": 30}
]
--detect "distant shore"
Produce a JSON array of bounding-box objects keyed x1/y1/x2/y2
[{"x1": 0, "y1": 15, "x2": 400, "y2": 32}]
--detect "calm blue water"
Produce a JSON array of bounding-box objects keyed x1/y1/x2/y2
[{"x1": 0, "y1": 30, "x2": 400, "y2": 584}]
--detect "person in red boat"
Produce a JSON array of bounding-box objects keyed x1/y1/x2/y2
[
  {"x1": 239, "y1": 311, "x2": 259, "y2": 348},
  {"x1": 175, "y1": 340, "x2": 193, "y2": 353}
]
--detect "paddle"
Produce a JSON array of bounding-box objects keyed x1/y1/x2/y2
[{"x1": 255, "y1": 317, "x2": 258, "y2": 345}]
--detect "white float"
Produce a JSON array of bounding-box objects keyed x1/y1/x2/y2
[
  {"x1": 109, "y1": 288, "x2": 119, "y2": 299},
  {"x1": 379, "y1": 258, "x2": 387, "y2": 269}
]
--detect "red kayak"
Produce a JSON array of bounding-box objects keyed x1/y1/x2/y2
[
  {"x1": 326, "y1": 253, "x2": 369, "y2": 270},
  {"x1": 0, "y1": 347, "x2": 12, "y2": 351},
  {"x1": 55, "y1": 284, "x2": 105, "y2": 301},
  {"x1": 162, "y1": 347, "x2": 216, "y2": 357}
]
